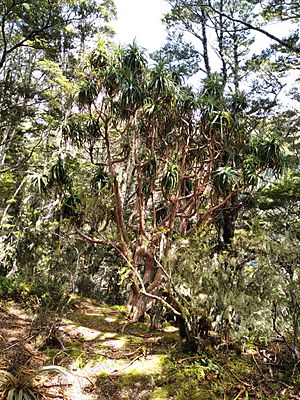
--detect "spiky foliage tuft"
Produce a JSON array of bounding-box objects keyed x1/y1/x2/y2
[
  {"x1": 212, "y1": 166, "x2": 238, "y2": 194},
  {"x1": 0, "y1": 366, "x2": 72, "y2": 400}
]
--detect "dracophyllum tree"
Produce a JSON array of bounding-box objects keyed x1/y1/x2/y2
[
  {"x1": 62, "y1": 40, "x2": 284, "y2": 349},
  {"x1": 160, "y1": 0, "x2": 291, "y2": 247}
]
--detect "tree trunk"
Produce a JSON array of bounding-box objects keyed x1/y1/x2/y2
[
  {"x1": 127, "y1": 290, "x2": 156, "y2": 321},
  {"x1": 126, "y1": 244, "x2": 163, "y2": 321},
  {"x1": 221, "y1": 194, "x2": 239, "y2": 248}
]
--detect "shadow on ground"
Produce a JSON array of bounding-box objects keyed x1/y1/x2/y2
[
  {"x1": 52, "y1": 299, "x2": 179, "y2": 399},
  {"x1": 1, "y1": 299, "x2": 299, "y2": 400}
]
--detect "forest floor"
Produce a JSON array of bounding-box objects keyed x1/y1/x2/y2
[{"x1": 0, "y1": 298, "x2": 299, "y2": 400}]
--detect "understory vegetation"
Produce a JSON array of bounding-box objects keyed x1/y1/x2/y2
[{"x1": 0, "y1": 0, "x2": 300, "y2": 398}]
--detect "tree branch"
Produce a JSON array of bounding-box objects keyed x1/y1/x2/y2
[
  {"x1": 0, "y1": 138, "x2": 43, "y2": 174},
  {"x1": 206, "y1": 1, "x2": 300, "y2": 54},
  {"x1": 74, "y1": 226, "x2": 112, "y2": 247}
]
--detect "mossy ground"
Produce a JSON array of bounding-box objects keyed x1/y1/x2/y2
[{"x1": 0, "y1": 298, "x2": 299, "y2": 399}]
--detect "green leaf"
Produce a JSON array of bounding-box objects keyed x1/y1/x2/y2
[
  {"x1": 7, "y1": 388, "x2": 16, "y2": 400},
  {"x1": 212, "y1": 166, "x2": 238, "y2": 194},
  {"x1": 91, "y1": 167, "x2": 110, "y2": 193},
  {"x1": 17, "y1": 388, "x2": 24, "y2": 400},
  {"x1": 24, "y1": 388, "x2": 36, "y2": 400},
  {"x1": 0, "y1": 370, "x2": 18, "y2": 385},
  {"x1": 23, "y1": 2, "x2": 30, "y2": 12},
  {"x1": 26, "y1": 365, "x2": 72, "y2": 382},
  {"x1": 78, "y1": 80, "x2": 98, "y2": 105},
  {"x1": 61, "y1": 195, "x2": 82, "y2": 219}
]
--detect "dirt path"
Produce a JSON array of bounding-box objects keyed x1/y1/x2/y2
[
  {"x1": 1, "y1": 300, "x2": 299, "y2": 400},
  {"x1": 0, "y1": 300, "x2": 178, "y2": 400},
  {"x1": 0, "y1": 303, "x2": 47, "y2": 373}
]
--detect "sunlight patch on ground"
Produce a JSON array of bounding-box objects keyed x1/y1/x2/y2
[
  {"x1": 101, "y1": 336, "x2": 128, "y2": 349},
  {"x1": 84, "y1": 312, "x2": 102, "y2": 317},
  {"x1": 74, "y1": 358, "x2": 126, "y2": 377},
  {"x1": 124, "y1": 355, "x2": 166, "y2": 375},
  {"x1": 100, "y1": 332, "x2": 117, "y2": 339},
  {"x1": 75, "y1": 326, "x2": 102, "y2": 341},
  {"x1": 72, "y1": 354, "x2": 166, "y2": 382},
  {"x1": 163, "y1": 325, "x2": 178, "y2": 333},
  {"x1": 149, "y1": 387, "x2": 169, "y2": 400},
  {"x1": 60, "y1": 318, "x2": 75, "y2": 326},
  {"x1": 62, "y1": 372, "x2": 83, "y2": 399},
  {"x1": 105, "y1": 316, "x2": 118, "y2": 322}
]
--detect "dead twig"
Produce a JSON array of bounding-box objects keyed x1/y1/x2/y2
[
  {"x1": 39, "y1": 383, "x2": 72, "y2": 388},
  {"x1": 252, "y1": 354, "x2": 262, "y2": 374},
  {"x1": 84, "y1": 375, "x2": 97, "y2": 390},
  {"x1": 124, "y1": 346, "x2": 147, "y2": 358},
  {"x1": 110, "y1": 353, "x2": 145, "y2": 375},
  {"x1": 177, "y1": 355, "x2": 206, "y2": 364},
  {"x1": 281, "y1": 382, "x2": 294, "y2": 389},
  {"x1": 2, "y1": 335, "x2": 36, "y2": 352},
  {"x1": 40, "y1": 391, "x2": 67, "y2": 399},
  {"x1": 227, "y1": 367, "x2": 252, "y2": 388},
  {"x1": 120, "y1": 320, "x2": 135, "y2": 333},
  {"x1": 233, "y1": 389, "x2": 245, "y2": 400}
]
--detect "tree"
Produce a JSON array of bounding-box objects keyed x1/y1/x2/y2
[
  {"x1": 1, "y1": 0, "x2": 298, "y2": 356},
  {"x1": 0, "y1": 0, "x2": 116, "y2": 69},
  {"x1": 162, "y1": 0, "x2": 257, "y2": 85},
  {"x1": 0, "y1": 1, "x2": 117, "y2": 298},
  {"x1": 205, "y1": 0, "x2": 300, "y2": 54},
  {"x1": 0, "y1": 0, "x2": 116, "y2": 170},
  {"x1": 252, "y1": 175, "x2": 300, "y2": 363},
  {"x1": 53, "y1": 39, "x2": 285, "y2": 353}
]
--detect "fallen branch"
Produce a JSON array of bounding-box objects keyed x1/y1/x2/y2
[{"x1": 84, "y1": 375, "x2": 97, "y2": 390}]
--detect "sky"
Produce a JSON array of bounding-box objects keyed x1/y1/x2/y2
[
  {"x1": 111, "y1": 1, "x2": 298, "y2": 101},
  {"x1": 112, "y1": 0, "x2": 170, "y2": 52}
]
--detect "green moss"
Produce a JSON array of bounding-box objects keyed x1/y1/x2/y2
[
  {"x1": 65, "y1": 339, "x2": 85, "y2": 360},
  {"x1": 90, "y1": 353, "x2": 106, "y2": 363},
  {"x1": 46, "y1": 348, "x2": 62, "y2": 361},
  {"x1": 129, "y1": 322, "x2": 149, "y2": 334},
  {"x1": 163, "y1": 375, "x2": 216, "y2": 399},
  {"x1": 119, "y1": 371, "x2": 143, "y2": 387},
  {"x1": 97, "y1": 371, "x2": 108, "y2": 378},
  {"x1": 111, "y1": 305, "x2": 127, "y2": 313},
  {"x1": 150, "y1": 387, "x2": 169, "y2": 400},
  {"x1": 68, "y1": 311, "x2": 109, "y2": 330},
  {"x1": 71, "y1": 311, "x2": 105, "y2": 323},
  {"x1": 174, "y1": 388, "x2": 217, "y2": 400},
  {"x1": 158, "y1": 350, "x2": 260, "y2": 400},
  {"x1": 160, "y1": 332, "x2": 178, "y2": 345}
]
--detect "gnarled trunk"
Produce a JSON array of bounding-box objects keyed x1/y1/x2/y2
[
  {"x1": 127, "y1": 254, "x2": 163, "y2": 321},
  {"x1": 127, "y1": 290, "x2": 156, "y2": 321}
]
